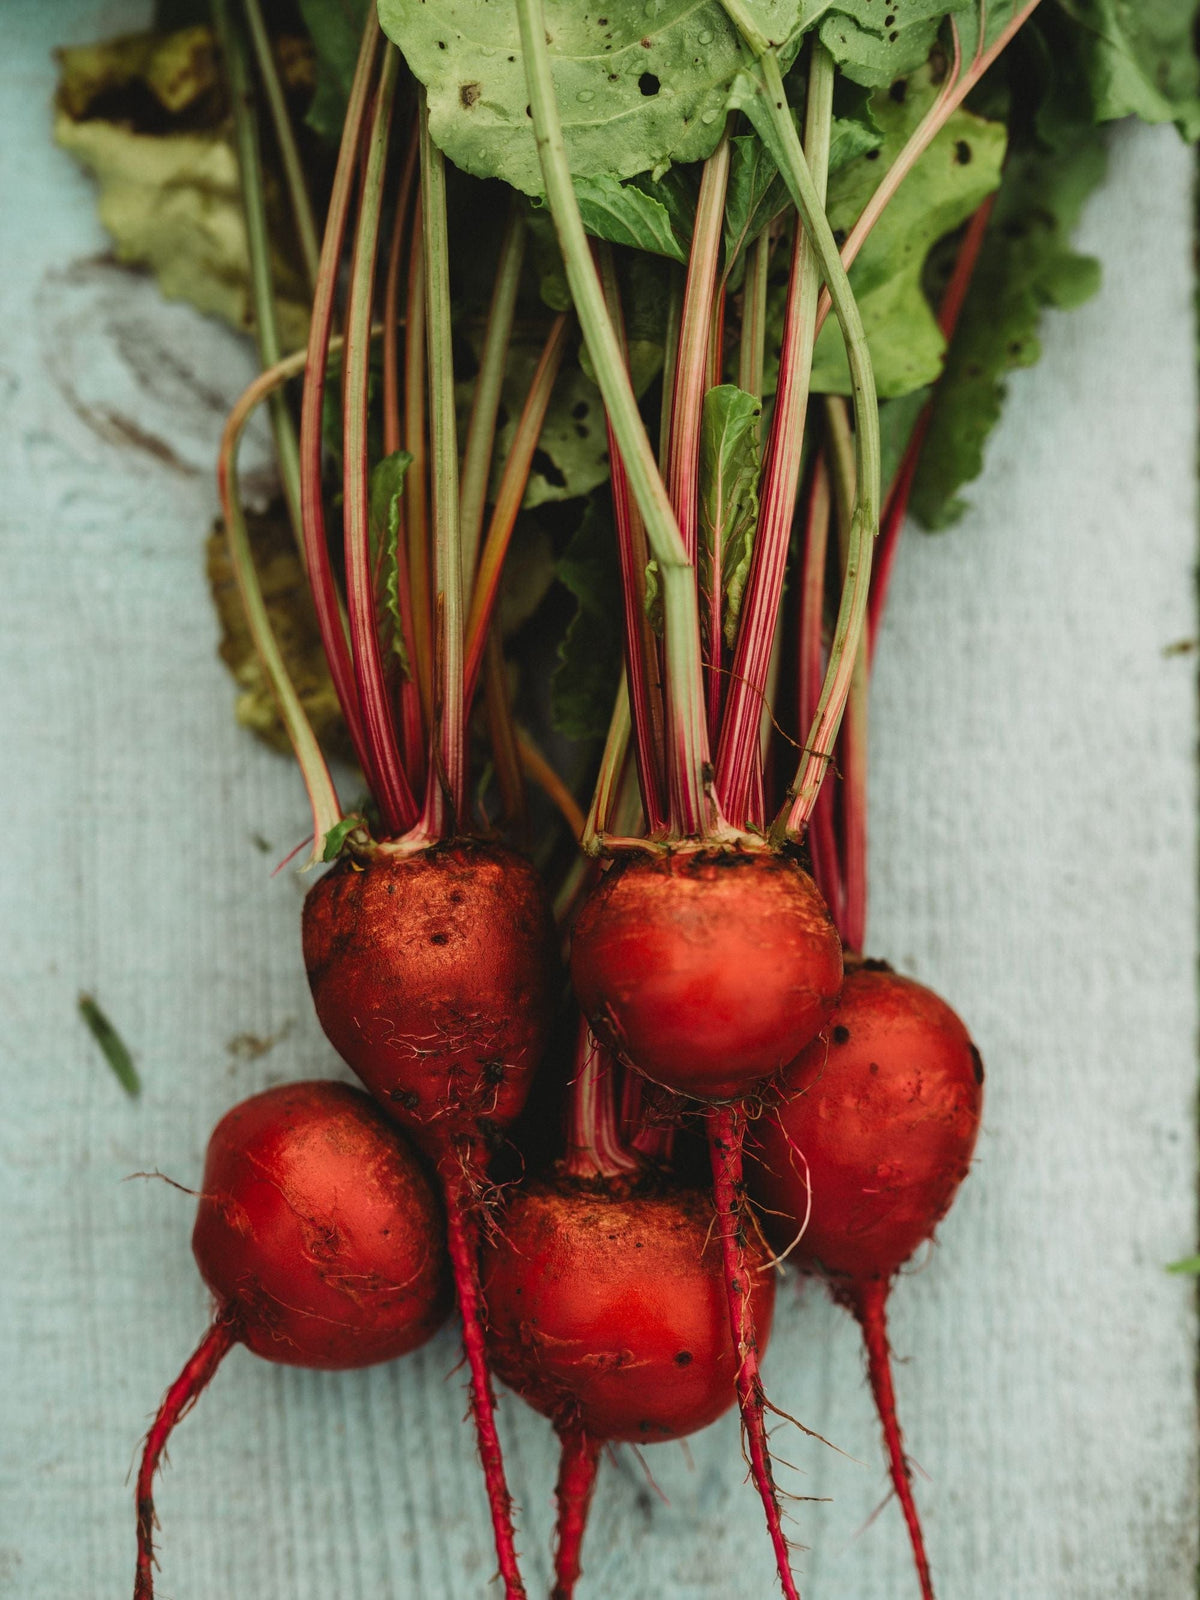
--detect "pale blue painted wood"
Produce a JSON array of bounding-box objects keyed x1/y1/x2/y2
[{"x1": 0, "y1": 5, "x2": 1195, "y2": 1597}]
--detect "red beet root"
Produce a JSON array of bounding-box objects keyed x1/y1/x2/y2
[
  {"x1": 571, "y1": 844, "x2": 839, "y2": 1595},
  {"x1": 570, "y1": 847, "x2": 842, "y2": 1102},
  {"x1": 302, "y1": 836, "x2": 556, "y2": 1598},
  {"x1": 135, "y1": 1081, "x2": 448, "y2": 1599},
  {"x1": 481, "y1": 1179, "x2": 776, "y2": 1595},
  {"x1": 749, "y1": 966, "x2": 984, "y2": 1600},
  {"x1": 303, "y1": 838, "x2": 557, "y2": 1148},
  {"x1": 751, "y1": 967, "x2": 983, "y2": 1283}
]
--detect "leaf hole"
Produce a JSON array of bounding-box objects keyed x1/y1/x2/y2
[{"x1": 639, "y1": 72, "x2": 660, "y2": 96}]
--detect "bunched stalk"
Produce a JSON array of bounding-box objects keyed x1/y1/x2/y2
[
  {"x1": 515, "y1": 0, "x2": 716, "y2": 841},
  {"x1": 343, "y1": 43, "x2": 418, "y2": 835}
]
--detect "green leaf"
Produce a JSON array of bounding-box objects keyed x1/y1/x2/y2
[
  {"x1": 698, "y1": 385, "x2": 763, "y2": 647},
  {"x1": 367, "y1": 450, "x2": 414, "y2": 675},
  {"x1": 817, "y1": 0, "x2": 975, "y2": 87},
  {"x1": 806, "y1": 63, "x2": 1007, "y2": 398},
  {"x1": 1056, "y1": 0, "x2": 1200, "y2": 139},
  {"x1": 878, "y1": 385, "x2": 930, "y2": 491},
  {"x1": 722, "y1": 132, "x2": 791, "y2": 288},
  {"x1": 551, "y1": 495, "x2": 623, "y2": 739},
  {"x1": 299, "y1": 0, "x2": 372, "y2": 143},
  {"x1": 377, "y1": 0, "x2": 810, "y2": 196},
  {"x1": 78, "y1": 993, "x2": 140, "y2": 1098},
  {"x1": 911, "y1": 81, "x2": 1108, "y2": 527},
  {"x1": 1167, "y1": 1254, "x2": 1200, "y2": 1275},
  {"x1": 573, "y1": 174, "x2": 689, "y2": 262},
  {"x1": 322, "y1": 813, "x2": 370, "y2": 861}
]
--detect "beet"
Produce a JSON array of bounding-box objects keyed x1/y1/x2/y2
[
  {"x1": 570, "y1": 847, "x2": 842, "y2": 1102},
  {"x1": 135, "y1": 1081, "x2": 448, "y2": 1598},
  {"x1": 302, "y1": 836, "x2": 557, "y2": 1599},
  {"x1": 749, "y1": 966, "x2": 985, "y2": 1600},
  {"x1": 751, "y1": 967, "x2": 983, "y2": 1283},
  {"x1": 482, "y1": 1178, "x2": 776, "y2": 1596},
  {"x1": 302, "y1": 838, "x2": 557, "y2": 1147}
]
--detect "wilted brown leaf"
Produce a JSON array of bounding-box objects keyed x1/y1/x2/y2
[{"x1": 206, "y1": 507, "x2": 353, "y2": 764}]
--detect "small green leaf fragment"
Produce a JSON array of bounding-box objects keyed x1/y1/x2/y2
[
  {"x1": 698, "y1": 385, "x2": 763, "y2": 649},
  {"x1": 79, "y1": 994, "x2": 140, "y2": 1098},
  {"x1": 298, "y1": 0, "x2": 373, "y2": 143},
  {"x1": 1166, "y1": 1255, "x2": 1200, "y2": 1275},
  {"x1": 322, "y1": 814, "x2": 370, "y2": 862},
  {"x1": 368, "y1": 450, "x2": 414, "y2": 676},
  {"x1": 573, "y1": 175, "x2": 689, "y2": 263}
]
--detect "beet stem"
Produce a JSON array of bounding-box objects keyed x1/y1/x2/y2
[
  {"x1": 706, "y1": 1105, "x2": 800, "y2": 1600},
  {"x1": 134, "y1": 1313, "x2": 237, "y2": 1600},
  {"x1": 443, "y1": 1169, "x2": 527, "y2": 1598},
  {"x1": 552, "y1": 1425, "x2": 603, "y2": 1600},
  {"x1": 849, "y1": 1279, "x2": 935, "y2": 1600}
]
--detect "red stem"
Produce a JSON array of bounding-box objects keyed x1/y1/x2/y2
[
  {"x1": 715, "y1": 223, "x2": 814, "y2": 827},
  {"x1": 343, "y1": 49, "x2": 416, "y2": 835},
  {"x1": 134, "y1": 1313, "x2": 238, "y2": 1600},
  {"x1": 666, "y1": 133, "x2": 731, "y2": 565},
  {"x1": 563, "y1": 1023, "x2": 640, "y2": 1182},
  {"x1": 619, "y1": 1069, "x2": 678, "y2": 1166},
  {"x1": 706, "y1": 1104, "x2": 799, "y2": 1600},
  {"x1": 596, "y1": 245, "x2": 667, "y2": 834},
  {"x1": 381, "y1": 124, "x2": 426, "y2": 787},
  {"x1": 297, "y1": 19, "x2": 377, "y2": 771},
  {"x1": 847, "y1": 1279, "x2": 935, "y2": 1600},
  {"x1": 552, "y1": 1424, "x2": 603, "y2": 1600},
  {"x1": 796, "y1": 458, "x2": 842, "y2": 925},
  {"x1": 442, "y1": 1165, "x2": 527, "y2": 1599},
  {"x1": 405, "y1": 210, "x2": 433, "y2": 727}
]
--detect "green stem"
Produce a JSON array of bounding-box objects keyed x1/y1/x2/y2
[
  {"x1": 240, "y1": 0, "x2": 320, "y2": 291},
  {"x1": 516, "y1": 0, "x2": 714, "y2": 841},
  {"x1": 667, "y1": 128, "x2": 731, "y2": 563},
  {"x1": 737, "y1": 230, "x2": 770, "y2": 401},
  {"x1": 459, "y1": 204, "x2": 527, "y2": 583},
  {"x1": 596, "y1": 242, "x2": 666, "y2": 833},
  {"x1": 658, "y1": 268, "x2": 684, "y2": 470},
  {"x1": 824, "y1": 396, "x2": 867, "y2": 955},
  {"x1": 212, "y1": 0, "x2": 303, "y2": 549},
  {"x1": 418, "y1": 96, "x2": 465, "y2": 836},
  {"x1": 582, "y1": 669, "x2": 633, "y2": 853},
  {"x1": 218, "y1": 348, "x2": 343, "y2": 856}
]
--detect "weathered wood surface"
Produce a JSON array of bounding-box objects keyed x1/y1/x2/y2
[{"x1": 1, "y1": 4, "x2": 1196, "y2": 1597}]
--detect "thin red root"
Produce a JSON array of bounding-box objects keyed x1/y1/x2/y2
[
  {"x1": 552, "y1": 1424, "x2": 603, "y2": 1599},
  {"x1": 134, "y1": 1313, "x2": 237, "y2": 1600},
  {"x1": 848, "y1": 1278, "x2": 935, "y2": 1600},
  {"x1": 443, "y1": 1166, "x2": 527, "y2": 1599},
  {"x1": 706, "y1": 1104, "x2": 800, "y2": 1600}
]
